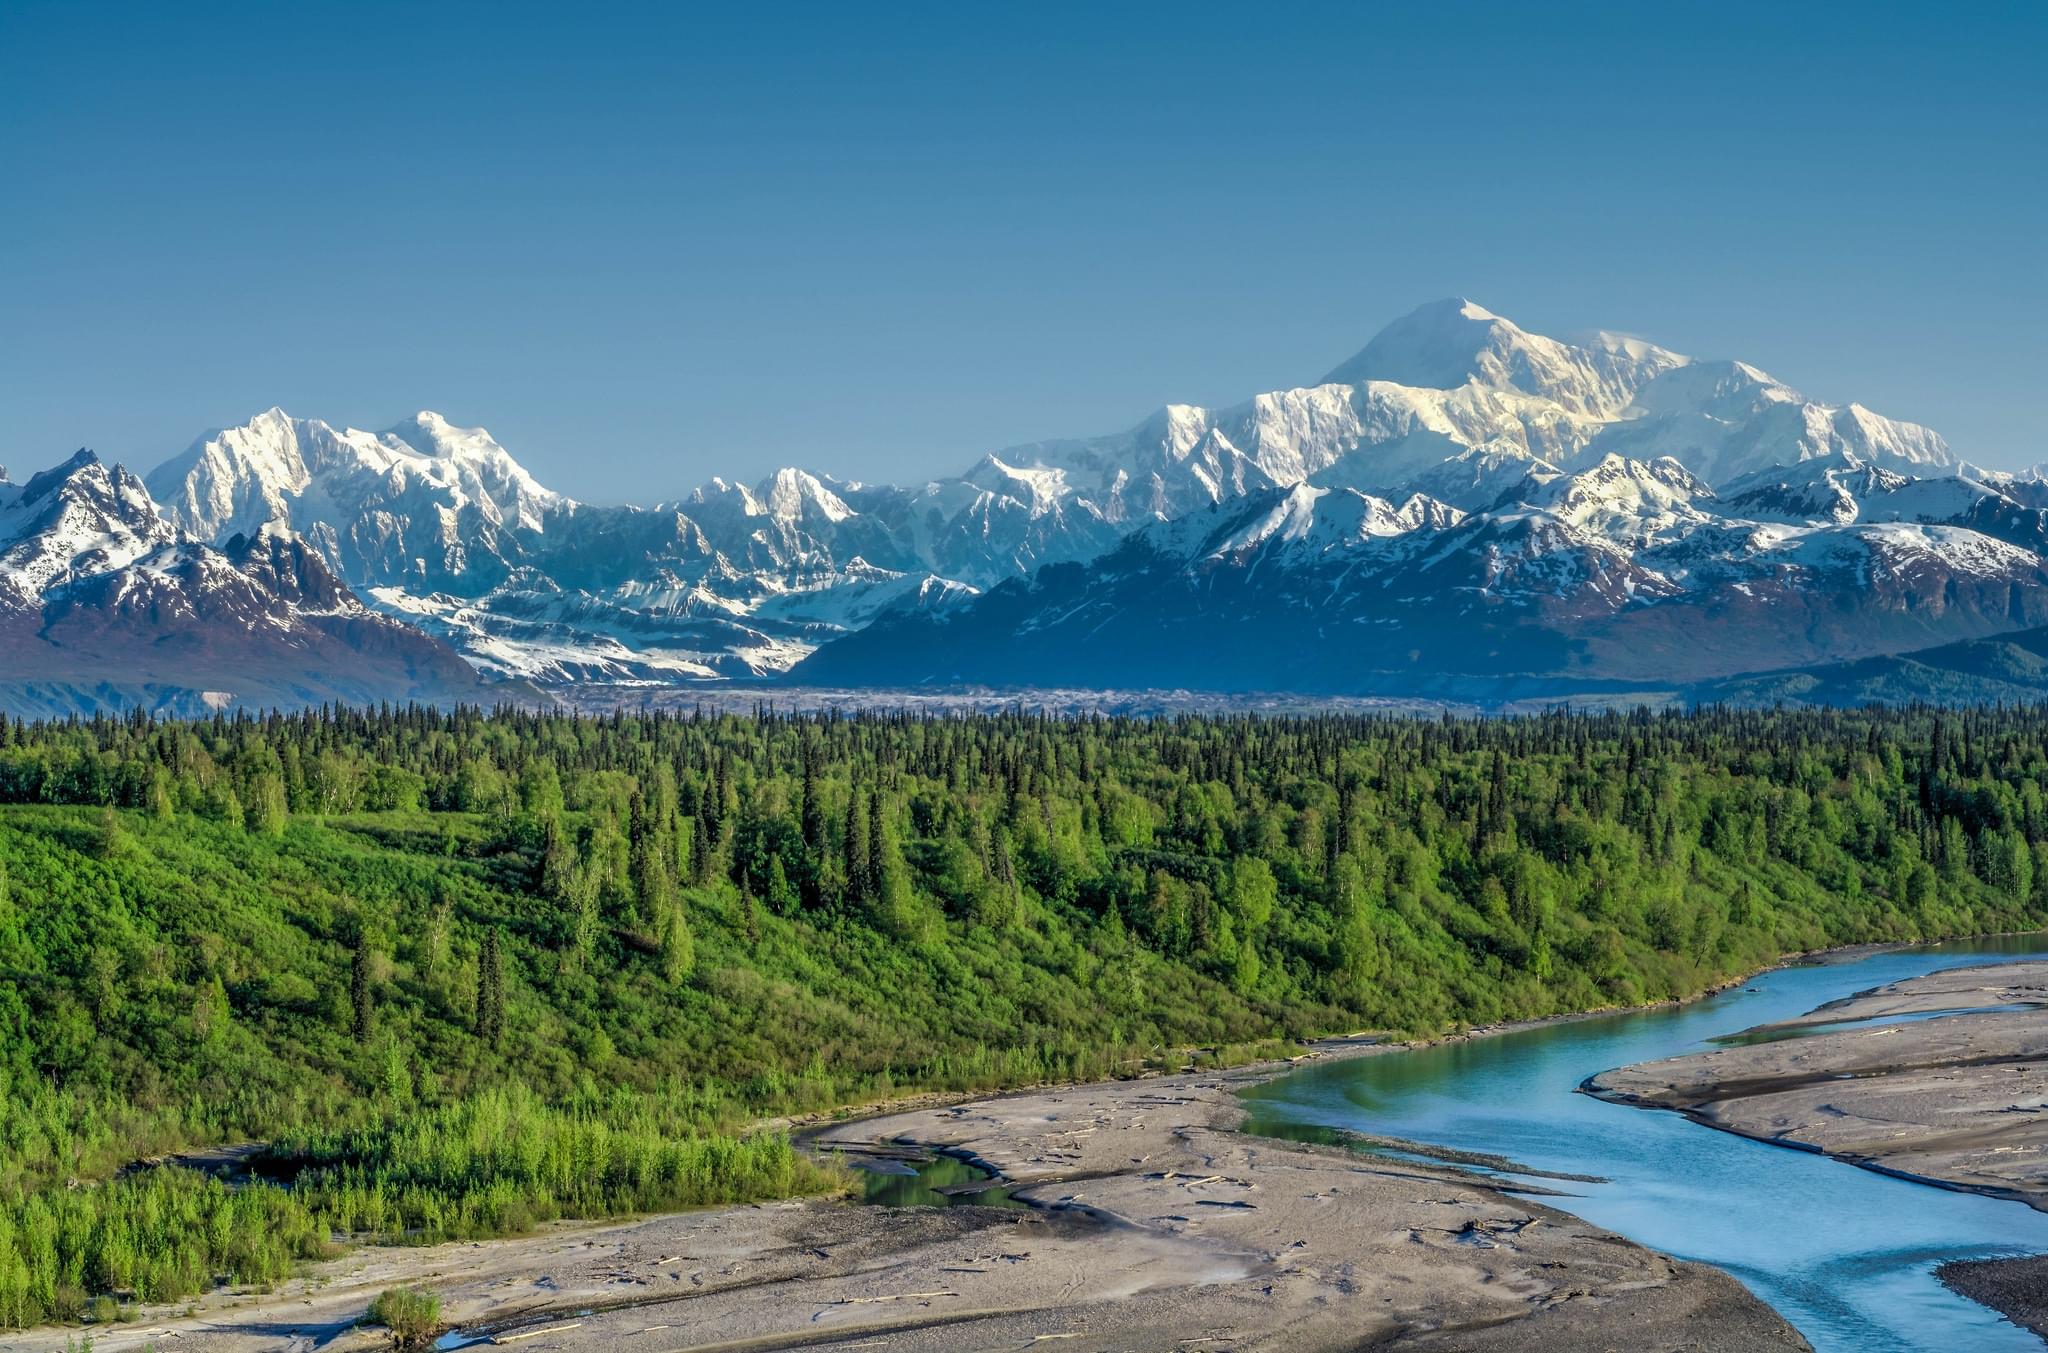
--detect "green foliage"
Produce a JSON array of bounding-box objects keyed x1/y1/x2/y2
[
  {"x1": 0, "y1": 1088, "x2": 826, "y2": 1328},
  {"x1": 0, "y1": 702, "x2": 2043, "y2": 1326},
  {"x1": 273, "y1": 1084, "x2": 828, "y2": 1233},
  {"x1": 367, "y1": 1286, "x2": 440, "y2": 1348},
  {"x1": 473, "y1": 927, "x2": 505, "y2": 1046}
]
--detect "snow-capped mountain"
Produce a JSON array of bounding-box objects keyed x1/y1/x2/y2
[
  {"x1": 1, "y1": 450, "x2": 180, "y2": 609},
  {"x1": 1323, "y1": 300, "x2": 1689, "y2": 419},
  {"x1": 98, "y1": 298, "x2": 2027, "y2": 703},
  {"x1": 1587, "y1": 357, "x2": 1953, "y2": 485},
  {"x1": 144, "y1": 410, "x2": 1098, "y2": 683},
  {"x1": 794, "y1": 447, "x2": 2048, "y2": 697},
  {"x1": 0, "y1": 450, "x2": 500, "y2": 716},
  {"x1": 148, "y1": 408, "x2": 564, "y2": 589},
  {"x1": 971, "y1": 298, "x2": 1956, "y2": 529}
]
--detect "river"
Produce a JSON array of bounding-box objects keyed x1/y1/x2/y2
[{"x1": 1239, "y1": 935, "x2": 2048, "y2": 1353}]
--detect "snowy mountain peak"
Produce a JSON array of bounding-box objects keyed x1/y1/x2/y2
[
  {"x1": 1391, "y1": 491, "x2": 1468, "y2": 532},
  {"x1": 1321, "y1": 298, "x2": 1690, "y2": 418},
  {"x1": 1575, "y1": 329, "x2": 1675, "y2": 363},
  {"x1": 760, "y1": 466, "x2": 853, "y2": 524},
  {"x1": 967, "y1": 456, "x2": 1074, "y2": 516},
  {"x1": 1321, "y1": 297, "x2": 1514, "y2": 387},
  {"x1": 382, "y1": 411, "x2": 562, "y2": 522},
  {"x1": 1221, "y1": 482, "x2": 1331, "y2": 554},
  {"x1": 1318, "y1": 487, "x2": 1466, "y2": 542},
  {"x1": 1, "y1": 448, "x2": 181, "y2": 605},
  {"x1": 0, "y1": 446, "x2": 494, "y2": 714},
  {"x1": 148, "y1": 412, "x2": 315, "y2": 540},
  {"x1": 19, "y1": 448, "x2": 104, "y2": 505},
  {"x1": 1144, "y1": 479, "x2": 1460, "y2": 570},
  {"x1": 147, "y1": 406, "x2": 569, "y2": 585},
  {"x1": 689, "y1": 476, "x2": 764, "y2": 514},
  {"x1": 1517, "y1": 453, "x2": 1717, "y2": 548},
  {"x1": 1132, "y1": 404, "x2": 1217, "y2": 462},
  {"x1": 1715, "y1": 453, "x2": 2008, "y2": 530},
  {"x1": 389, "y1": 410, "x2": 507, "y2": 464}
]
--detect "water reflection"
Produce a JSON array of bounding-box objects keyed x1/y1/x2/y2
[{"x1": 848, "y1": 1152, "x2": 1025, "y2": 1210}]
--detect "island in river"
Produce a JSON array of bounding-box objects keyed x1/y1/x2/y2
[
  {"x1": 1587, "y1": 959, "x2": 2048, "y2": 1340},
  {"x1": 8, "y1": 1040, "x2": 1808, "y2": 1353}
]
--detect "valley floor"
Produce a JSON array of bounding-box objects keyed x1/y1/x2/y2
[{"x1": 20, "y1": 1044, "x2": 1805, "y2": 1353}]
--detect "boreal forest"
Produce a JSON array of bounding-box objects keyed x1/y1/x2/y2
[{"x1": 0, "y1": 702, "x2": 2043, "y2": 1326}]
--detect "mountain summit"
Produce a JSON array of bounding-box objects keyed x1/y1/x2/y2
[
  {"x1": 1321, "y1": 298, "x2": 1690, "y2": 418},
  {"x1": 775, "y1": 302, "x2": 2044, "y2": 698},
  {"x1": 34, "y1": 298, "x2": 2013, "y2": 707}
]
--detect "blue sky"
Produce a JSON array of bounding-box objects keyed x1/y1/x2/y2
[{"x1": 2, "y1": 1, "x2": 2042, "y2": 501}]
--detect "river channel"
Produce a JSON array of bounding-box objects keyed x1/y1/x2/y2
[{"x1": 1240, "y1": 935, "x2": 2048, "y2": 1352}]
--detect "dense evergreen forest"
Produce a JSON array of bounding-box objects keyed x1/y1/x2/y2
[{"x1": 2, "y1": 701, "x2": 2045, "y2": 1327}]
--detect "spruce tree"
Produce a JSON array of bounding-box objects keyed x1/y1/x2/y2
[
  {"x1": 843, "y1": 787, "x2": 870, "y2": 906},
  {"x1": 474, "y1": 928, "x2": 505, "y2": 1046},
  {"x1": 657, "y1": 893, "x2": 695, "y2": 983},
  {"x1": 350, "y1": 931, "x2": 375, "y2": 1039},
  {"x1": 690, "y1": 812, "x2": 716, "y2": 884},
  {"x1": 800, "y1": 744, "x2": 825, "y2": 854},
  {"x1": 865, "y1": 791, "x2": 888, "y2": 905}
]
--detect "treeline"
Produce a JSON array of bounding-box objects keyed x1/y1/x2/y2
[{"x1": 1, "y1": 702, "x2": 2045, "y2": 1325}]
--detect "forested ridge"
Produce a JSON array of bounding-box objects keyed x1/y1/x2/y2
[{"x1": 1, "y1": 702, "x2": 2045, "y2": 1327}]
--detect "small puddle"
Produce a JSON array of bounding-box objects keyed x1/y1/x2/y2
[
  {"x1": 1713, "y1": 1003, "x2": 2040, "y2": 1047},
  {"x1": 842, "y1": 1152, "x2": 1026, "y2": 1209}
]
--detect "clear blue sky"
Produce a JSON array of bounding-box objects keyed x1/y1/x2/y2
[{"x1": 3, "y1": 0, "x2": 2043, "y2": 501}]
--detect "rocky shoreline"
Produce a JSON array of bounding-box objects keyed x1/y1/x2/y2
[{"x1": 1939, "y1": 1255, "x2": 2048, "y2": 1341}]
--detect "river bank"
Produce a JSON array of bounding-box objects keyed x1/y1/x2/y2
[
  {"x1": 16, "y1": 940, "x2": 2013, "y2": 1352},
  {"x1": 1939, "y1": 1255, "x2": 2048, "y2": 1342},
  {"x1": 1585, "y1": 959, "x2": 2048, "y2": 1342},
  {"x1": 7, "y1": 1036, "x2": 1808, "y2": 1353},
  {"x1": 1583, "y1": 960, "x2": 2048, "y2": 1209}
]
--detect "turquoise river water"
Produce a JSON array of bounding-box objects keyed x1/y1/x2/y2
[{"x1": 1240, "y1": 935, "x2": 2048, "y2": 1353}]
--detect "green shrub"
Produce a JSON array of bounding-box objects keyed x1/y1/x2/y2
[{"x1": 367, "y1": 1287, "x2": 440, "y2": 1348}]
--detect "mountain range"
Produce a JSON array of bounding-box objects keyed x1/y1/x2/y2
[
  {"x1": 4, "y1": 298, "x2": 2042, "y2": 713},
  {"x1": 0, "y1": 450, "x2": 496, "y2": 716}
]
